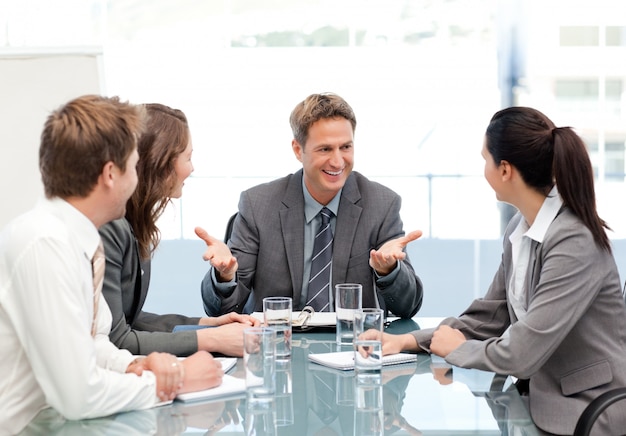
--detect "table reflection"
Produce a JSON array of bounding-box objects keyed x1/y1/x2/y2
[{"x1": 22, "y1": 320, "x2": 538, "y2": 435}]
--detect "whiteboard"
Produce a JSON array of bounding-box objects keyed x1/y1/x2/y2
[{"x1": 0, "y1": 48, "x2": 103, "y2": 229}]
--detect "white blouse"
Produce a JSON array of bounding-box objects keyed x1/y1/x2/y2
[{"x1": 507, "y1": 186, "x2": 563, "y2": 321}]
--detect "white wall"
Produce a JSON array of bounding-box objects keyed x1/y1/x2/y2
[{"x1": 0, "y1": 48, "x2": 103, "y2": 229}]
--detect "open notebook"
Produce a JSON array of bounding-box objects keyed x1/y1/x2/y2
[
  {"x1": 175, "y1": 357, "x2": 245, "y2": 402},
  {"x1": 308, "y1": 351, "x2": 417, "y2": 371}
]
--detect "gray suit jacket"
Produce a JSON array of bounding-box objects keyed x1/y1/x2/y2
[
  {"x1": 99, "y1": 219, "x2": 200, "y2": 356},
  {"x1": 412, "y1": 208, "x2": 626, "y2": 434},
  {"x1": 201, "y1": 170, "x2": 423, "y2": 318}
]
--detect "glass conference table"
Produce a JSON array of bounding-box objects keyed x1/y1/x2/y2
[{"x1": 23, "y1": 318, "x2": 540, "y2": 435}]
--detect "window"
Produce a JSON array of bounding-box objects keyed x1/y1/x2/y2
[
  {"x1": 606, "y1": 26, "x2": 626, "y2": 46},
  {"x1": 559, "y1": 26, "x2": 599, "y2": 46},
  {"x1": 588, "y1": 138, "x2": 626, "y2": 182},
  {"x1": 4, "y1": 0, "x2": 626, "y2": 238},
  {"x1": 554, "y1": 78, "x2": 623, "y2": 116}
]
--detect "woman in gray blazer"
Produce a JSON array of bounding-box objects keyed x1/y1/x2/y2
[
  {"x1": 369, "y1": 107, "x2": 626, "y2": 435},
  {"x1": 99, "y1": 103, "x2": 258, "y2": 357}
]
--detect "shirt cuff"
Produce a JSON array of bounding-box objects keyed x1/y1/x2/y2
[
  {"x1": 374, "y1": 260, "x2": 400, "y2": 284},
  {"x1": 211, "y1": 267, "x2": 237, "y2": 296}
]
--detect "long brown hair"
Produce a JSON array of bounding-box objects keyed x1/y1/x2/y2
[
  {"x1": 485, "y1": 106, "x2": 611, "y2": 252},
  {"x1": 125, "y1": 103, "x2": 190, "y2": 259}
]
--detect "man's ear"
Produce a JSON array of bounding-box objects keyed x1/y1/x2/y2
[
  {"x1": 292, "y1": 139, "x2": 303, "y2": 162},
  {"x1": 100, "y1": 161, "x2": 116, "y2": 189}
]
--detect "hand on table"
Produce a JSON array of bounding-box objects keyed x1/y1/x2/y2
[
  {"x1": 198, "y1": 322, "x2": 251, "y2": 357},
  {"x1": 126, "y1": 352, "x2": 185, "y2": 401},
  {"x1": 358, "y1": 331, "x2": 419, "y2": 356},
  {"x1": 199, "y1": 312, "x2": 260, "y2": 328},
  {"x1": 179, "y1": 350, "x2": 224, "y2": 394},
  {"x1": 195, "y1": 226, "x2": 238, "y2": 282},
  {"x1": 369, "y1": 230, "x2": 422, "y2": 275},
  {"x1": 430, "y1": 325, "x2": 466, "y2": 357}
]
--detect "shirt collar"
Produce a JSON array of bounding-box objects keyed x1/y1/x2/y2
[
  {"x1": 302, "y1": 177, "x2": 341, "y2": 224},
  {"x1": 509, "y1": 186, "x2": 563, "y2": 244},
  {"x1": 44, "y1": 197, "x2": 102, "y2": 259}
]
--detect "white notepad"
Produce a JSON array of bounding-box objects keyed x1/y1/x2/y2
[
  {"x1": 176, "y1": 374, "x2": 246, "y2": 402},
  {"x1": 216, "y1": 357, "x2": 237, "y2": 373},
  {"x1": 175, "y1": 357, "x2": 243, "y2": 402},
  {"x1": 177, "y1": 357, "x2": 237, "y2": 373},
  {"x1": 308, "y1": 350, "x2": 417, "y2": 371}
]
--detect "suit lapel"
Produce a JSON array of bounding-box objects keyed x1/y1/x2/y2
[
  {"x1": 137, "y1": 257, "x2": 150, "y2": 319},
  {"x1": 526, "y1": 240, "x2": 541, "y2": 304},
  {"x1": 281, "y1": 171, "x2": 306, "y2": 304},
  {"x1": 128, "y1": 221, "x2": 146, "y2": 323},
  {"x1": 333, "y1": 174, "x2": 362, "y2": 284}
]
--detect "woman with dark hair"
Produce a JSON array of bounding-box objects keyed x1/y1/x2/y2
[
  {"x1": 99, "y1": 103, "x2": 258, "y2": 358},
  {"x1": 368, "y1": 107, "x2": 626, "y2": 434}
]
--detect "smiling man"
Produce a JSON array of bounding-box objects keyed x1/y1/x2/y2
[{"x1": 199, "y1": 93, "x2": 423, "y2": 318}]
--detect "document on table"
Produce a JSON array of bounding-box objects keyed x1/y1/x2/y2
[
  {"x1": 175, "y1": 358, "x2": 244, "y2": 402},
  {"x1": 308, "y1": 350, "x2": 417, "y2": 371},
  {"x1": 176, "y1": 374, "x2": 245, "y2": 402},
  {"x1": 252, "y1": 311, "x2": 336, "y2": 328},
  {"x1": 178, "y1": 357, "x2": 237, "y2": 373},
  {"x1": 216, "y1": 357, "x2": 237, "y2": 373}
]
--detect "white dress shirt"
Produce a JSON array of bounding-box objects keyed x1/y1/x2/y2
[
  {"x1": 508, "y1": 186, "x2": 563, "y2": 321},
  {"x1": 0, "y1": 198, "x2": 160, "y2": 435}
]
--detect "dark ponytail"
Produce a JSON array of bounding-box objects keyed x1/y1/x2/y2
[
  {"x1": 552, "y1": 127, "x2": 611, "y2": 251},
  {"x1": 486, "y1": 107, "x2": 611, "y2": 252}
]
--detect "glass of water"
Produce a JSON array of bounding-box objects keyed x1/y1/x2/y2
[
  {"x1": 263, "y1": 296, "x2": 292, "y2": 360},
  {"x1": 243, "y1": 327, "x2": 276, "y2": 401},
  {"x1": 335, "y1": 283, "x2": 362, "y2": 346}
]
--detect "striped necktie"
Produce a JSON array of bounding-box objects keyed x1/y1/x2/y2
[
  {"x1": 307, "y1": 207, "x2": 333, "y2": 312},
  {"x1": 91, "y1": 241, "x2": 105, "y2": 337}
]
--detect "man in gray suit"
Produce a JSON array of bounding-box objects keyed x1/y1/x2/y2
[{"x1": 199, "y1": 93, "x2": 423, "y2": 318}]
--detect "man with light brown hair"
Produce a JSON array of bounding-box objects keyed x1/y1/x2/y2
[
  {"x1": 200, "y1": 92, "x2": 424, "y2": 318},
  {"x1": 0, "y1": 95, "x2": 222, "y2": 434}
]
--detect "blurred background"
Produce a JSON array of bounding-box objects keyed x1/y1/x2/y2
[{"x1": 1, "y1": 0, "x2": 625, "y2": 316}]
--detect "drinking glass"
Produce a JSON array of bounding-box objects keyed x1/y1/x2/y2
[
  {"x1": 243, "y1": 327, "x2": 276, "y2": 401},
  {"x1": 263, "y1": 296, "x2": 292, "y2": 360},
  {"x1": 335, "y1": 283, "x2": 362, "y2": 346}
]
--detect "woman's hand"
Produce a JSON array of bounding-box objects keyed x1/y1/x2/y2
[
  {"x1": 198, "y1": 322, "x2": 251, "y2": 357},
  {"x1": 199, "y1": 312, "x2": 260, "y2": 327},
  {"x1": 430, "y1": 325, "x2": 466, "y2": 357},
  {"x1": 358, "y1": 331, "x2": 419, "y2": 356}
]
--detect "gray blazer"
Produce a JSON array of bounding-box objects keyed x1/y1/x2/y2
[
  {"x1": 412, "y1": 209, "x2": 626, "y2": 434},
  {"x1": 201, "y1": 170, "x2": 423, "y2": 318},
  {"x1": 99, "y1": 219, "x2": 200, "y2": 356}
]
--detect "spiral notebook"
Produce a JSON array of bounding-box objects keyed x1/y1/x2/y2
[{"x1": 308, "y1": 351, "x2": 417, "y2": 371}]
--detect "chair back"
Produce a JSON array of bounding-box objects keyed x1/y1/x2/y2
[
  {"x1": 224, "y1": 212, "x2": 237, "y2": 243},
  {"x1": 573, "y1": 388, "x2": 626, "y2": 436}
]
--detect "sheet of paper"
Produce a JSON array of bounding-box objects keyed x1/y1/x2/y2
[
  {"x1": 176, "y1": 374, "x2": 246, "y2": 402},
  {"x1": 308, "y1": 350, "x2": 417, "y2": 370}
]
